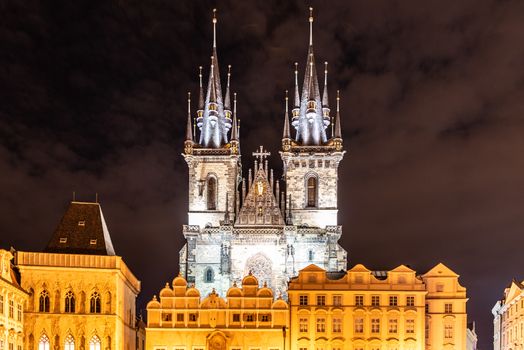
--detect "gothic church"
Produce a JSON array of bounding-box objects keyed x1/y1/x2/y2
[{"x1": 179, "y1": 9, "x2": 347, "y2": 297}]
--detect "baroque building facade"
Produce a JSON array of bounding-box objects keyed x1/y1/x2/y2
[
  {"x1": 146, "y1": 273, "x2": 288, "y2": 350},
  {"x1": 492, "y1": 279, "x2": 524, "y2": 350},
  {"x1": 179, "y1": 8, "x2": 346, "y2": 298},
  {"x1": 0, "y1": 249, "x2": 28, "y2": 350},
  {"x1": 16, "y1": 201, "x2": 141, "y2": 350}
]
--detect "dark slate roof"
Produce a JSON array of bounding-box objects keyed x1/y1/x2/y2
[{"x1": 44, "y1": 201, "x2": 116, "y2": 256}]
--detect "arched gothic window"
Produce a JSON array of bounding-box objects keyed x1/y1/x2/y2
[
  {"x1": 64, "y1": 334, "x2": 75, "y2": 350},
  {"x1": 306, "y1": 176, "x2": 317, "y2": 208},
  {"x1": 89, "y1": 292, "x2": 101, "y2": 314},
  {"x1": 39, "y1": 290, "x2": 50, "y2": 313},
  {"x1": 207, "y1": 176, "x2": 217, "y2": 210},
  {"x1": 65, "y1": 291, "x2": 75, "y2": 313},
  {"x1": 308, "y1": 250, "x2": 314, "y2": 262},
  {"x1": 89, "y1": 336, "x2": 101, "y2": 350},
  {"x1": 38, "y1": 334, "x2": 50, "y2": 350},
  {"x1": 204, "y1": 267, "x2": 214, "y2": 283}
]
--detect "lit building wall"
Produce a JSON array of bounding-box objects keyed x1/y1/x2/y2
[
  {"x1": 16, "y1": 251, "x2": 140, "y2": 350},
  {"x1": 0, "y1": 249, "x2": 28, "y2": 350},
  {"x1": 492, "y1": 279, "x2": 524, "y2": 350},
  {"x1": 146, "y1": 274, "x2": 289, "y2": 350}
]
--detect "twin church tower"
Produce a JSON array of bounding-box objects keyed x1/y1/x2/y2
[{"x1": 180, "y1": 8, "x2": 347, "y2": 297}]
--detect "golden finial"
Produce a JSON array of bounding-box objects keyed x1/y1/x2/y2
[
  {"x1": 228, "y1": 64, "x2": 231, "y2": 77},
  {"x1": 324, "y1": 62, "x2": 328, "y2": 85},
  {"x1": 337, "y1": 90, "x2": 340, "y2": 112},
  {"x1": 198, "y1": 66, "x2": 203, "y2": 87},
  {"x1": 187, "y1": 91, "x2": 191, "y2": 113}
]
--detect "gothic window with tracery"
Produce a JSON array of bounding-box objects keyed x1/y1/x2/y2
[
  {"x1": 207, "y1": 177, "x2": 217, "y2": 210},
  {"x1": 306, "y1": 176, "x2": 317, "y2": 208},
  {"x1": 64, "y1": 334, "x2": 75, "y2": 350},
  {"x1": 39, "y1": 290, "x2": 50, "y2": 313},
  {"x1": 38, "y1": 335, "x2": 50, "y2": 350},
  {"x1": 89, "y1": 292, "x2": 101, "y2": 313},
  {"x1": 89, "y1": 336, "x2": 101, "y2": 350},
  {"x1": 204, "y1": 268, "x2": 214, "y2": 283},
  {"x1": 65, "y1": 291, "x2": 75, "y2": 313}
]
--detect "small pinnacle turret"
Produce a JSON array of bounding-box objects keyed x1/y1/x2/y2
[
  {"x1": 333, "y1": 90, "x2": 343, "y2": 151},
  {"x1": 282, "y1": 91, "x2": 291, "y2": 151},
  {"x1": 291, "y1": 63, "x2": 300, "y2": 129},
  {"x1": 185, "y1": 92, "x2": 193, "y2": 154}
]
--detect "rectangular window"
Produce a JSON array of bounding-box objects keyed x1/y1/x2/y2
[
  {"x1": 233, "y1": 314, "x2": 240, "y2": 322},
  {"x1": 299, "y1": 347, "x2": 307, "y2": 350},
  {"x1": 189, "y1": 313, "x2": 197, "y2": 322},
  {"x1": 260, "y1": 314, "x2": 270, "y2": 322},
  {"x1": 317, "y1": 295, "x2": 326, "y2": 306},
  {"x1": 354, "y1": 318, "x2": 364, "y2": 333},
  {"x1": 425, "y1": 303, "x2": 429, "y2": 313},
  {"x1": 355, "y1": 295, "x2": 364, "y2": 306},
  {"x1": 89, "y1": 239, "x2": 97, "y2": 245},
  {"x1": 445, "y1": 303, "x2": 453, "y2": 313},
  {"x1": 371, "y1": 295, "x2": 380, "y2": 307},
  {"x1": 406, "y1": 319, "x2": 415, "y2": 334},
  {"x1": 17, "y1": 304, "x2": 22, "y2": 321},
  {"x1": 8, "y1": 300, "x2": 14, "y2": 319},
  {"x1": 245, "y1": 314, "x2": 254, "y2": 322},
  {"x1": 177, "y1": 313, "x2": 184, "y2": 322},
  {"x1": 299, "y1": 295, "x2": 309, "y2": 306},
  {"x1": 333, "y1": 295, "x2": 342, "y2": 306},
  {"x1": 406, "y1": 296, "x2": 415, "y2": 306},
  {"x1": 388, "y1": 319, "x2": 398, "y2": 333},
  {"x1": 161, "y1": 313, "x2": 172, "y2": 322},
  {"x1": 332, "y1": 317, "x2": 342, "y2": 333},
  {"x1": 59, "y1": 237, "x2": 67, "y2": 243},
  {"x1": 9, "y1": 344, "x2": 13, "y2": 350},
  {"x1": 371, "y1": 318, "x2": 380, "y2": 333},
  {"x1": 389, "y1": 295, "x2": 398, "y2": 306},
  {"x1": 299, "y1": 318, "x2": 308, "y2": 332},
  {"x1": 316, "y1": 317, "x2": 326, "y2": 333},
  {"x1": 444, "y1": 324, "x2": 454, "y2": 339}
]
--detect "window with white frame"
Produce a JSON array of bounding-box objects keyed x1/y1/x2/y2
[
  {"x1": 354, "y1": 317, "x2": 364, "y2": 333},
  {"x1": 88, "y1": 336, "x2": 101, "y2": 350},
  {"x1": 388, "y1": 318, "x2": 398, "y2": 333},
  {"x1": 317, "y1": 295, "x2": 326, "y2": 306},
  {"x1": 38, "y1": 335, "x2": 50, "y2": 350},
  {"x1": 406, "y1": 296, "x2": 415, "y2": 307},
  {"x1": 355, "y1": 295, "x2": 364, "y2": 306},
  {"x1": 332, "y1": 317, "x2": 342, "y2": 333},
  {"x1": 299, "y1": 318, "x2": 308, "y2": 332},
  {"x1": 299, "y1": 295, "x2": 308, "y2": 306},
  {"x1": 371, "y1": 318, "x2": 380, "y2": 333},
  {"x1": 406, "y1": 319, "x2": 415, "y2": 334},
  {"x1": 316, "y1": 317, "x2": 326, "y2": 333},
  {"x1": 333, "y1": 295, "x2": 342, "y2": 306},
  {"x1": 445, "y1": 303, "x2": 453, "y2": 313},
  {"x1": 389, "y1": 295, "x2": 398, "y2": 306},
  {"x1": 444, "y1": 324, "x2": 454, "y2": 339},
  {"x1": 371, "y1": 295, "x2": 380, "y2": 307},
  {"x1": 64, "y1": 334, "x2": 75, "y2": 350}
]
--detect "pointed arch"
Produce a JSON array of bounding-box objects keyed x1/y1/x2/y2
[
  {"x1": 89, "y1": 335, "x2": 101, "y2": 350},
  {"x1": 65, "y1": 290, "x2": 75, "y2": 313},
  {"x1": 206, "y1": 174, "x2": 218, "y2": 210},
  {"x1": 305, "y1": 173, "x2": 318, "y2": 208},
  {"x1": 204, "y1": 267, "x2": 214, "y2": 283},
  {"x1": 38, "y1": 334, "x2": 50, "y2": 350},
  {"x1": 89, "y1": 291, "x2": 101, "y2": 314},
  {"x1": 39, "y1": 290, "x2": 50, "y2": 312},
  {"x1": 64, "y1": 334, "x2": 75, "y2": 350}
]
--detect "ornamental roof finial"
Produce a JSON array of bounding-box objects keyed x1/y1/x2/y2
[
  {"x1": 309, "y1": 7, "x2": 314, "y2": 46},
  {"x1": 322, "y1": 62, "x2": 329, "y2": 108},
  {"x1": 283, "y1": 90, "x2": 291, "y2": 140},
  {"x1": 224, "y1": 65, "x2": 232, "y2": 111},
  {"x1": 212, "y1": 8, "x2": 217, "y2": 48},
  {"x1": 334, "y1": 90, "x2": 342, "y2": 139},
  {"x1": 185, "y1": 92, "x2": 193, "y2": 142}
]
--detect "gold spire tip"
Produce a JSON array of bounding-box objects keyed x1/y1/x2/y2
[
  {"x1": 212, "y1": 8, "x2": 217, "y2": 23},
  {"x1": 309, "y1": 7, "x2": 313, "y2": 21}
]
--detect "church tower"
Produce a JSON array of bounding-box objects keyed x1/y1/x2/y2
[
  {"x1": 182, "y1": 9, "x2": 240, "y2": 228},
  {"x1": 280, "y1": 8, "x2": 345, "y2": 228}
]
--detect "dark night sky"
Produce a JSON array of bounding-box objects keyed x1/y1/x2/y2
[{"x1": 1, "y1": 1, "x2": 524, "y2": 349}]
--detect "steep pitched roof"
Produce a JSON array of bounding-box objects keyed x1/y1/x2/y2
[
  {"x1": 44, "y1": 201, "x2": 116, "y2": 256},
  {"x1": 235, "y1": 166, "x2": 284, "y2": 226},
  {"x1": 421, "y1": 262, "x2": 459, "y2": 278}
]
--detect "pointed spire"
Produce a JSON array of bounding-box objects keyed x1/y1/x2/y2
[
  {"x1": 334, "y1": 90, "x2": 342, "y2": 140},
  {"x1": 231, "y1": 93, "x2": 238, "y2": 141},
  {"x1": 309, "y1": 7, "x2": 314, "y2": 46},
  {"x1": 186, "y1": 92, "x2": 193, "y2": 142},
  {"x1": 198, "y1": 66, "x2": 204, "y2": 111},
  {"x1": 322, "y1": 62, "x2": 329, "y2": 108},
  {"x1": 293, "y1": 62, "x2": 300, "y2": 109},
  {"x1": 224, "y1": 65, "x2": 232, "y2": 111},
  {"x1": 209, "y1": 60, "x2": 217, "y2": 104},
  {"x1": 283, "y1": 90, "x2": 291, "y2": 140}
]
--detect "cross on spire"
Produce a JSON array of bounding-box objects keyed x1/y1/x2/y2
[{"x1": 252, "y1": 146, "x2": 271, "y2": 162}]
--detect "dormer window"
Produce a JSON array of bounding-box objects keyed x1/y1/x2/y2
[
  {"x1": 78, "y1": 221, "x2": 85, "y2": 226},
  {"x1": 59, "y1": 238, "x2": 67, "y2": 244},
  {"x1": 90, "y1": 239, "x2": 97, "y2": 245}
]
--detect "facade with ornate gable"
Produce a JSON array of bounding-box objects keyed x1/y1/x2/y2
[
  {"x1": 492, "y1": 279, "x2": 524, "y2": 350},
  {"x1": 179, "y1": 8, "x2": 346, "y2": 299}
]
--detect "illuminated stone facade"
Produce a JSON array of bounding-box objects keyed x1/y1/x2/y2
[
  {"x1": 16, "y1": 201, "x2": 141, "y2": 350},
  {"x1": 180, "y1": 7, "x2": 347, "y2": 299},
  {"x1": 146, "y1": 274, "x2": 288, "y2": 350},
  {"x1": 492, "y1": 279, "x2": 524, "y2": 350},
  {"x1": 288, "y1": 263, "x2": 468, "y2": 350},
  {"x1": 0, "y1": 249, "x2": 28, "y2": 350}
]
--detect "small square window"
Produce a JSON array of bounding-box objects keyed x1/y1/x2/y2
[
  {"x1": 233, "y1": 314, "x2": 240, "y2": 322},
  {"x1": 177, "y1": 313, "x2": 184, "y2": 322},
  {"x1": 90, "y1": 239, "x2": 97, "y2": 245},
  {"x1": 59, "y1": 238, "x2": 67, "y2": 243},
  {"x1": 78, "y1": 220, "x2": 85, "y2": 226}
]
